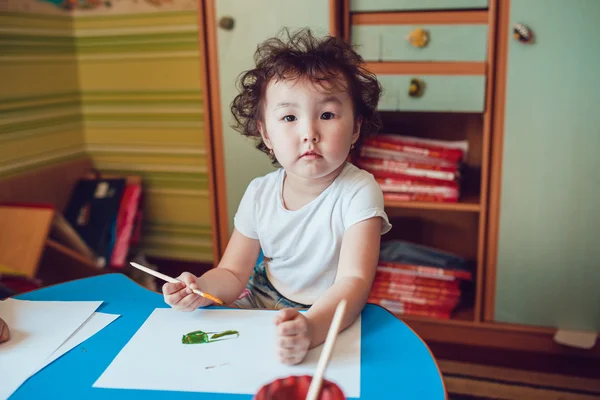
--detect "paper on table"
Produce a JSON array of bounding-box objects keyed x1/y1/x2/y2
[
  {"x1": 30, "y1": 312, "x2": 120, "y2": 376},
  {"x1": 94, "y1": 308, "x2": 361, "y2": 397},
  {"x1": 0, "y1": 299, "x2": 102, "y2": 400}
]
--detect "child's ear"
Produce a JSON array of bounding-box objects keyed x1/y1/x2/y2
[
  {"x1": 257, "y1": 120, "x2": 273, "y2": 149},
  {"x1": 352, "y1": 116, "x2": 363, "y2": 143}
]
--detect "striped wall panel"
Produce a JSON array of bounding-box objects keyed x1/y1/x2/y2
[
  {"x1": 0, "y1": 12, "x2": 86, "y2": 178},
  {"x1": 75, "y1": 11, "x2": 213, "y2": 262},
  {"x1": 1, "y1": 6, "x2": 214, "y2": 263}
]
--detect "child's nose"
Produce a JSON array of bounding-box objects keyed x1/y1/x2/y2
[{"x1": 303, "y1": 123, "x2": 319, "y2": 143}]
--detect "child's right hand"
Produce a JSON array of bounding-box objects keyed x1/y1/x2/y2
[{"x1": 162, "y1": 272, "x2": 212, "y2": 311}]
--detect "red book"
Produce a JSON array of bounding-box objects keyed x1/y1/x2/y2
[
  {"x1": 357, "y1": 157, "x2": 458, "y2": 182},
  {"x1": 378, "y1": 263, "x2": 473, "y2": 281},
  {"x1": 369, "y1": 289, "x2": 460, "y2": 309},
  {"x1": 360, "y1": 146, "x2": 459, "y2": 169},
  {"x1": 109, "y1": 180, "x2": 142, "y2": 268},
  {"x1": 375, "y1": 266, "x2": 458, "y2": 282},
  {"x1": 373, "y1": 284, "x2": 461, "y2": 299},
  {"x1": 376, "y1": 176, "x2": 459, "y2": 197},
  {"x1": 370, "y1": 284, "x2": 461, "y2": 301},
  {"x1": 383, "y1": 192, "x2": 459, "y2": 203},
  {"x1": 363, "y1": 166, "x2": 459, "y2": 187},
  {"x1": 374, "y1": 269, "x2": 461, "y2": 286},
  {"x1": 372, "y1": 280, "x2": 462, "y2": 297},
  {"x1": 377, "y1": 175, "x2": 459, "y2": 189},
  {"x1": 375, "y1": 134, "x2": 469, "y2": 154},
  {"x1": 363, "y1": 136, "x2": 465, "y2": 163}
]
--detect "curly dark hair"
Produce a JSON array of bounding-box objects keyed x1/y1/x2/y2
[{"x1": 230, "y1": 27, "x2": 382, "y2": 164}]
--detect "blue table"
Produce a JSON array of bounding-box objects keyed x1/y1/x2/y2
[{"x1": 10, "y1": 274, "x2": 445, "y2": 399}]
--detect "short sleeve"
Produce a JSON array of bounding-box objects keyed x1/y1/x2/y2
[
  {"x1": 343, "y1": 175, "x2": 392, "y2": 235},
  {"x1": 233, "y1": 178, "x2": 260, "y2": 240}
]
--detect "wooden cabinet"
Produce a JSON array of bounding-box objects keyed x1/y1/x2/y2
[
  {"x1": 341, "y1": 0, "x2": 600, "y2": 354},
  {"x1": 343, "y1": 0, "x2": 494, "y2": 326},
  {"x1": 487, "y1": 0, "x2": 600, "y2": 332}
]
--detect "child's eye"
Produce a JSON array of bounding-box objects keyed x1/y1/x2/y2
[
  {"x1": 283, "y1": 115, "x2": 296, "y2": 122},
  {"x1": 321, "y1": 112, "x2": 335, "y2": 120}
]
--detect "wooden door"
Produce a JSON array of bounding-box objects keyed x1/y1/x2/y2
[
  {"x1": 205, "y1": 0, "x2": 335, "y2": 255},
  {"x1": 488, "y1": 0, "x2": 600, "y2": 331}
]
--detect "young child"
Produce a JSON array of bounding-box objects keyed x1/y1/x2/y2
[{"x1": 163, "y1": 27, "x2": 391, "y2": 365}]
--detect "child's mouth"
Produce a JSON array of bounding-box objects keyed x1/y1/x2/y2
[{"x1": 301, "y1": 151, "x2": 321, "y2": 159}]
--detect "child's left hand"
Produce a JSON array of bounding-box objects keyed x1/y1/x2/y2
[{"x1": 274, "y1": 309, "x2": 311, "y2": 365}]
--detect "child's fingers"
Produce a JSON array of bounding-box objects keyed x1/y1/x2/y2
[
  {"x1": 274, "y1": 308, "x2": 298, "y2": 325},
  {"x1": 177, "y1": 272, "x2": 198, "y2": 290},
  {"x1": 162, "y1": 281, "x2": 185, "y2": 295},
  {"x1": 276, "y1": 317, "x2": 307, "y2": 336},
  {"x1": 277, "y1": 347, "x2": 307, "y2": 365},
  {"x1": 164, "y1": 284, "x2": 189, "y2": 306},
  {"x1": 175, "y1": 292, "x2": 200, "y2": 311},
  {"x1": 278, "y1": 334, "x2": 309, "y2": 350},
  {"x1": 189, "y1": 295, "x2": 209, "y2": 310},
  {"x1": 274, "y1": 313, "x2": 310, "y2": 365}
]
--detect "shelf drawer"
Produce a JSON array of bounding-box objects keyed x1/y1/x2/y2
[
  {"x1": 352, "y1": 24, "x2": 488, "y2": 62},
  {"x1": 350, "y1": 0, "x2": 488, "y2": 12},
  {"x1": 377, "y1": 74, "x2": 486, "y2": 112}
]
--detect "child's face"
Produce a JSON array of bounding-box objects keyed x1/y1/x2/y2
[{"x1": 259, "y1": 76, "x2": 360, "y2": 181}]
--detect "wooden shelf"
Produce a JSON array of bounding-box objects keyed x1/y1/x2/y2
[
  {"x1": 352, "y1": 10, "x2": 489, "y2": 26},
  {"x1": 384, "y1": 195, "x2": 481, "y2": 213},
  {"x1": 364, "y1": 61, "x2": 486, "y2": 76}
]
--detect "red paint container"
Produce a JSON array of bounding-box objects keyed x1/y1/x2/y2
[{"x1": 254, "y1": 375, "x2": 345, "y2": 400}]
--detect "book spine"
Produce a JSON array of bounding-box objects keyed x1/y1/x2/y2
[
  {"x1": 374, "y1": 270, "x2": 461, "y2": 287},
  {"x1": 383, "y1": 192, "x2": 459, "y2": 203},
  {"x1": 372, "y1": 281, "x2": 462, "y2": 297},
  {"x1": 357, "y1": 157, "x2": 458, "y2": 180},
  {"x1": 364, "y1": 138, "x2": 464, "y2": 163},
  {"x1": 369, "y1": 291, "x2": 460, "y2": 309},
  {"x1": 360, "y1": 146, "x2": 459, "y2": 168},
  {"x1": 378, "y1": 263, "x2": 473, "y2": 281}
]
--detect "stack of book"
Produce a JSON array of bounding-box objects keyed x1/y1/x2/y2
[
  {"x1": 64, "y1": 174, "x2": 143, "y2": 269},
  {"x1": 357, "y1": 134, "x2": 468, "y2": 202},
  {"x1": 368, "y1": 240, "x2": 473, "y2": 319}
]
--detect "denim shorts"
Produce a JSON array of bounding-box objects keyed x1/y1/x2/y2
[{"x1": 232, "y1": 260, "x2": 311, "y2": 310}]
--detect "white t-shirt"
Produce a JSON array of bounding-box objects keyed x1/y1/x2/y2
[{"x1": 234, "y1": 162, "x2": 392, "y2": 305}]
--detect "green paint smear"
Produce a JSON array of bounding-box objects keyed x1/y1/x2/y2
[{"x1": 182, "y1": 330, "x2": 239, "y2": 344}]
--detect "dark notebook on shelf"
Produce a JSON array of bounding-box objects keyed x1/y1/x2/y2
[
  {"x1": 64, "y1": 178, "x2": 126, "y2": 268},
  {"x1": 379, "y1": 240, "x2": 471, "y2": 273}
]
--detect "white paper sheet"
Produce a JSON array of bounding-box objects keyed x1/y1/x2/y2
[
  {"x1": 0, "y1": 299, "x2": 102, "y2": 400},
  {"x1": 31, "y1": 312, "x2": 120, "y2": 376},
  {"x1": 94, "y1": 308, "x2": 361, "y2": 397}
]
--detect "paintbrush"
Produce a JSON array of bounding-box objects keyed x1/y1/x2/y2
[
  {"x1": 129, "y1": 262, "x2": 224, "y2": 305},
  {"x1": 305, "y1": 298, "x2": 347, "y2": 400}
]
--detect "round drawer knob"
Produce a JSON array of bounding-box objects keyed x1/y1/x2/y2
[
  {"x1": 513, "y1": 23, "x2": 534, "y2": 44},
  {"x1": 407, "y1": 28, "x2": 429, "y2": 48},
  {"x1": 219, "y1": 16, "x2": 235, "y2": 31},
  {"x1": 408, "y1": 78, "x2": 425, "y2": 98}
]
